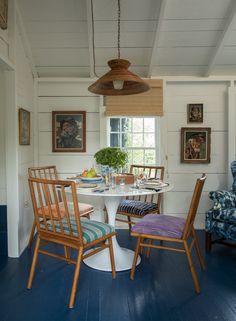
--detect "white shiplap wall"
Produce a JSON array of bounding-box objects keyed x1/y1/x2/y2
[
  {"x1": 16, "y1": 28, "x2": 35, "y2": 253},
  {"x1": 36, "y1": 79, "x2": 230, "y2": 229},
  {"x1": 37, "y1": 80, "x2": 100, "y2": 173},
  {"x1": 0, "y1": 15, "x2": 9, "y2": 207},
  {"x1": 164, "y1": 81, "x2": 229, "y2": 228},
  {"x1": 36, "y1": 80, "x2": 104, "y2": 216}
]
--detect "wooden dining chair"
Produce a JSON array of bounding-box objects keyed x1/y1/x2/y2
[
  {"x1": 116, "y1": 165, "x2": 165, "y2": 231},
  {"x1": 130, "y1": 174, "x2": 206, "y2": 294},
  {"x1": 28, "y1": 166, "x2": 94, "y2": 247},
  {"x1": 27, "y1": 177, "x2": 116, "y2": 308}
]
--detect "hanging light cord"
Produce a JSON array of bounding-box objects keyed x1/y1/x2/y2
[
  {"x1": 117, "y1": 0, "x2": 121, "y2": 59},
  {"x1": 91, "y1": 0, "x2": 121, "y2": 78},
  {"x1": 90, "y1": 0, "x2": 99, "y2": 77}
]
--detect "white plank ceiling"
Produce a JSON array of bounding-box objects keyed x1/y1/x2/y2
[{"x1": 18, "y1": 0, "x2": 236, "y2": 78}]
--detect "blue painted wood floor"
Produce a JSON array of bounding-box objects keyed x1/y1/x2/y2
[{"x1": 0, "y1": 230, "x2": 235, "y2": 321}]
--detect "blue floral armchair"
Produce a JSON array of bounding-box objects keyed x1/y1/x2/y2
[{"x1": 205, "y1": 161, "x2": 236, "y2": 251}]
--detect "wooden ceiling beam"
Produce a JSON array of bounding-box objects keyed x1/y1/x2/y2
[
  {"x1": 147, "y1": 0, "x2": 168, "y2": 78},
  {"x1": 204, "y1": 0, "x2": 236, "y2": 77}
]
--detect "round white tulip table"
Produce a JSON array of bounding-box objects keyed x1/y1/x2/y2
[{"x1": 77, "y1": 183, "x2": 173, "y2": 272}]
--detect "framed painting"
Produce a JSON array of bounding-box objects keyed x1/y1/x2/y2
[
  {"x1": 52, "y1": 111, "x2": 86, "y2": 152},
  {"x1": 181, "y1": 127, "x2": 211, "y2": 163},
  {"x1": 19, "y1": 108, "x2": 30, "y2": 145},
  {"x1": 0, "y1": 0, "x2": 8, "y2": 30},
  {"x1": 187, "y1": 104, "x2": 203, "y2": 123}
]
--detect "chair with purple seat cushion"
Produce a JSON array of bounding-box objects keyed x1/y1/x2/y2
[{"x1": 130, "y1": 174, "x2": 206, "y2": 294}]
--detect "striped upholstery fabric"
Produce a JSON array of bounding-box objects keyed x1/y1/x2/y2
[
  {"x1": 118, "y1": 199, "x2": 158, "y2": 216},
  {"x1": 40, "y1": 218, "x2": 114, "y2": 244}
]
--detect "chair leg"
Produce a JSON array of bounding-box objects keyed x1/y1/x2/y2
[
  {"x1": 69, "y1": 247, "x2": 83, "y2": 309},
  {"x1": 128, "y1": 216, "x2": 132, "y2": 232},
  {"x1": 108, "y1": 236, "x2": 116, "y2": 279},
  {"x1": 28, "y1": 219, "x2": 36, "y2": 248},
  {"x1": 64, "y1": 246, "x2": 70, "y2": 263},
  {"x1": 192, "y1": 228, "x2": 205, "y2": 271},
  {"x1": 205, "y1": 231, "x2": 212, "y2": 252},
  {"x1": 146, "y1": 239, "x2": 154, "y2": 258},
  {"x1": 27, "y1": 235, "x2": 41, "y2": 289},
  {"x1": 130, "y1": 236, "x2": 141, "y2": 280},
  {"x1": 183, "y1": 240, "x2": 201, "y2": 294}
]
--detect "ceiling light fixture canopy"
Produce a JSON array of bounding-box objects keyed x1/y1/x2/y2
[{"x1": 88, "y1": 0, "x2": 150, "y2": 96}]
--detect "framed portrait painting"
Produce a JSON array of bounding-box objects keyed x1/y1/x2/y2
[
  {"x1": 52, "y1": 111, "x2": 86, "y2": 152},
  {"x1": 0, "y1": 0, "x2": 8, "y2": 30},
  {"x1": 19, "y1": 108, "x2": 30, "y2": 145},
  {"x1": 181, "y1": 127, "x2": 211, "y2": 163},
  {"x1": 187, "y1": 104, "x2": 203, "y2": 123}
]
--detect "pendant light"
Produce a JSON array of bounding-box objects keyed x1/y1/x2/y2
[{"x1": 88, "y1": 0, "x2": 150, "y2": 96}]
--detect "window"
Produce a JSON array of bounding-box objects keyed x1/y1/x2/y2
[{"x1": 108, "y1": 117, "x2": 159, "y2": 167}]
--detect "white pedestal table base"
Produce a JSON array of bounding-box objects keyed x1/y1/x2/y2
[{"x1": 83, "y1": 195, "x2": 140, "y2": 271}]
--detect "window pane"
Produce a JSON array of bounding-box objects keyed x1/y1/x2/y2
[
  {"x1": 144, "y1": 133, "x2": 155, "y2": 147},
  {"x1": 126, "y1": 150, "x2": 133, "y2": 167},
  {"x1": 133, "y1": 133, "x2": 143, "y2": 147},
  {"x1": 109, "y1": 117, "x2": 157, "y2": 168},
  {"x1": 110, "y1": 118, "x2": 120, "y2": 132},
  {"x1": 110, "y1": 133, "x2": 119, "y2": 147},
  {"x1": 122, "y1": 133, "x2": 132, "y2": 147},
  {"x1": 121, "y1": 118, "x2": 131, "y2": 132},
  {"x1": 144, "y1": 118, "x2": 155, "y2": 132},
  {"x1": 133, "y1": 150, "x2": 144, "y2": 164},
  {"x1": 145, "y1": 150, "x2": 156, "y2": 165},
  {"x1": 132, "y1": 118, "x2": 143, "y2": 132}
]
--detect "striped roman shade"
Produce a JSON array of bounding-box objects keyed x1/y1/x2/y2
[{"x1": 105, "y1": 79, "x2": 163, "y2": 117}]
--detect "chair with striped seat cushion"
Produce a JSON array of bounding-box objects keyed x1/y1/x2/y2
[
  {"x1": 117, "y1": 200, "x2": 158, "y2": 216},
  {"x1": 41, "y1": 217, "x2": 113, "y2": 244},
  {"x1": 116, "y1": 165, "x2": 164, "y2": 231},
  {"x1": 28, "y1": 177, "x2": 116, "y2": 309},
  {"x1": 28, "y1": 166, "x2": 94, "y2": 248}
]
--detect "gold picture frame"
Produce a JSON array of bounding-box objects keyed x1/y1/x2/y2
[
  {"x1": 19, "y1": 108, "x2": 30, "y2": 145},
  {"x1": 187, "y1": 104, "x2": 203, "y2": 123},
  {"x1": 0, "y1": 0, "x2": 8, "y2": 30},
  {"x1": 181, "y1": 127, "x2": 211, "y2": 163},
  {"x1": 52, "y1": 111, "x2": 86, "y2": 152}
]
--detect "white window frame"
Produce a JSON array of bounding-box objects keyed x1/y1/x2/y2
[{"x1": 106, "y1": 116, "x2": 161, "y2": 165}]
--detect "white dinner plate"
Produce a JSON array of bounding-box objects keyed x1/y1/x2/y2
[{"x1": 79, "y1": 175, "x2": 103, "y2": 183}]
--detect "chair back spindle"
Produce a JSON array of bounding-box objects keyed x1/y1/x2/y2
[
  {"x1": 182, "y1": 174, "x2": 206, "y2": 240},
  {"x1": 130, "y1": 164, "x2": 164, "y2": 204},
  {"x1": 28, "y1": 177, "x2": 84, "y2": 246}
]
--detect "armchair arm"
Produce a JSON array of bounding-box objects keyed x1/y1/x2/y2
[{"x1": 209, "y1": 190, "x2": 236, "y2": 210}]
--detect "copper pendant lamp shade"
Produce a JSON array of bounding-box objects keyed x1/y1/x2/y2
[
  {"x1": 88, "y1": 0, "x2": 150, "y2": 96},
  {"x1": 88, "y1": 59, "x2": 150, "y2": 96}
]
